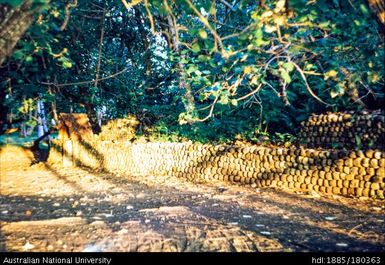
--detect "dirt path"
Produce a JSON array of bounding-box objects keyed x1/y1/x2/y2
[{"x1": 0, "y1": 146, "x2": 384, "y2": 252}]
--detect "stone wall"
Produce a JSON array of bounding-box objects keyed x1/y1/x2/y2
[
  {"x1": 298, "y1": 111, "x2": 385, "y2": 150},
  {"x1": 48, "y1": 139, "x2": 385, "y2": 200}
]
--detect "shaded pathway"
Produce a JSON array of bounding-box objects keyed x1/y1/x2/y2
[{"x1": 0, "y1": 146, "x2": 384, "y2": 252}]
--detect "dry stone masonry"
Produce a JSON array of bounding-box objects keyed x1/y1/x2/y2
[
  {"x1": 48, "y1": 112, "x2": 385, "y2": 200},
  {"x1": 299, "y1": 110, "x2": 385, "y2": 150}
]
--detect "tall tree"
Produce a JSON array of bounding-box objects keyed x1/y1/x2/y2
[{"x1": 0, "y1": 0, "x2": 48, "y2": 65}]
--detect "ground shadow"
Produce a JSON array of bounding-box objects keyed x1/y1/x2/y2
[
  {"x1": 2, "y1": 135, "x2": 384, "y2": 252},
  {"x1": 1, "y1": 181, "x2": 384, "y2": 252}
]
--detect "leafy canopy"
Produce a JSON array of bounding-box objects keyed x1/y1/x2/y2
[{"x1": 0, "y1": 0, "x2": 383, "y2": 143}]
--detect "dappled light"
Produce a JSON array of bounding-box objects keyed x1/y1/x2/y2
[
  {"x1": 0, "y1": 0, "x2": 384, "y2": 256},
  {"x1": 1, "y1": 145, "x2": 384, "y2": 252}
]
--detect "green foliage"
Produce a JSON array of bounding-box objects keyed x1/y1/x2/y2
[
  {"x1": 163, "y1": 0, "x2": 383, "y2": 136},
  {"x1": 0, "y1": 0, "x2": 49, "y2": 8},
  {"x1": 355, "y1": 135, "x2": 362, "y2": 150},
  {"x1": 0, "y1": 0, "x2": 384, "y2": 144},
  {"x1": 0, "y1": 0, "x2": 24, "y2": 7}
]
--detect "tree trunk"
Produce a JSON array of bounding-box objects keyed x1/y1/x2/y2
[
  {"x1": 94, "y1": 8, "x2": 106, "y2": 90},
  {"x1": 134, "y1": 7, "x2": 152, "y2": 75},
  {"x1": 19, "y1": 122, "x2": 27, "y2": 137},
  {"x1": 32, "y1": 130, "x2": 51, "y2": 150},
  {"x1": 36, "y1": 96, "x2": 49, "y2": 140},
  {"x1": 0, "y1": 1, "x2": 38, "y2": 65},
  {"x1": 48, "y1": 86, "x2": 59, "y2": 123},
  {"x1": 84, "y1": 103, "x2": 101, "y2": 134},
  {"x1": 166, "y1": 14, "x2": 196, "y2": 115},
  {"x1": 26, "y1": 100, "x2": 34, "y2": 136},
  {"x1": 0, "y1": 82, "x2": 7, "y2": 134}
]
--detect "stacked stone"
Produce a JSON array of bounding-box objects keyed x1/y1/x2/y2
[
  {"x1": 85, "y1": 141, "x2": 385, "y2": 199},
  {"x1": 48, "y1": 109, "x2": 385, "y2": 200},
  {"x1": 49, "y1": 139, "x2": 385, "y2": 199},
  {"x1": 298, "y1": 111, "x2": 385, "y2": 150}
]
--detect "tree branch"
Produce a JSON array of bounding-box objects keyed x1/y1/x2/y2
[
  {"x1": 291, "y1": 61, "x2": 333, "y2": 106},
  {"x1": 39, "y1": 68, "x2": 129, "y2": 87},
  {"x1": 236, "y1": 83, "x2": 263, "y2": 101},
  {"x1": 121, "y1": 0, "x2": 143, "y2": 10}
]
